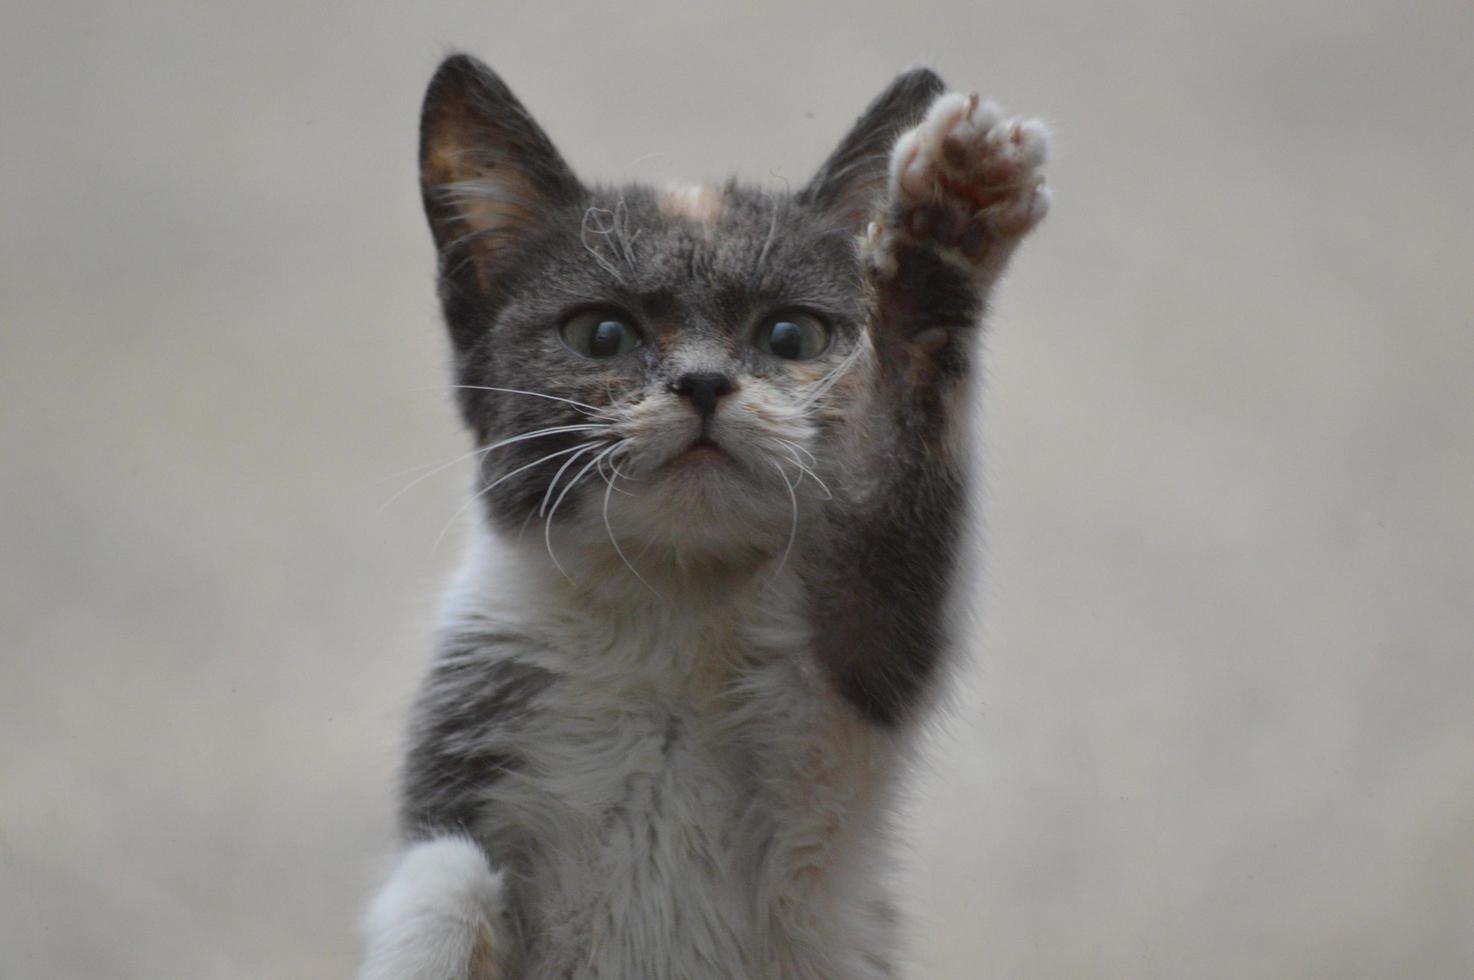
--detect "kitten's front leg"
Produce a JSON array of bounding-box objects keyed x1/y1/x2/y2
[{"x1": 809, "y1": 93, "x2": 1050, "y2": 726}]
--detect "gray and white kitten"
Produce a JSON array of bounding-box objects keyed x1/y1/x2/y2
[{"x1": 358, "y1": 54, "x2": 1050, "y2": 980}]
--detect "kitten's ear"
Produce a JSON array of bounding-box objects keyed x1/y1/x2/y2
[
  {"x1": 800, "y1": 68, "x2": 946, "y2": 230},
  {"x1": 419, "y1": 55, "x2": 582, "y2": 278}
]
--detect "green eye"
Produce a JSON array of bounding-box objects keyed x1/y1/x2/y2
[
  {"x1": 754, "y1": 313, "x2": 829, "y2": 361},
  {"x1": 560, "y1": 310, "x2": 642, "y2": 358}
]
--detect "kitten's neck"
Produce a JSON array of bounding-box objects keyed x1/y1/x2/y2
[
  {"x1": 461, "y1": 519, "x2": 792, "y2": 620},
  {"x1": 488, "y1": 511, "x2": 782, "y2": 601}
]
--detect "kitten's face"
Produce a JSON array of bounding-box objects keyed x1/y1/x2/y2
[
  {"x1": 451, "y1": 185, "x2": 869, "y2": 557},
  {"x1": 420, "y1": 57, "x2": 937, "y2": 565}
]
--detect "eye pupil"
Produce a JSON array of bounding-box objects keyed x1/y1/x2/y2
[
  {"x1": 756, "y1": 314, "x2": 828, "y2": 360},
  {"x1": 768, "y1": 321, "x2": 802, "y2": 359},
  {"x1": 590, "y1": 320, "x2": 624, "y2": 357},
  {"x1": 561, "y1": 311, "x2": 639, "y2": 358}
]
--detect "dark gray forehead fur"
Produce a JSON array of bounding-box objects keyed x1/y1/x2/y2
[{"x1": 447, "y1": 184, "x2": 865, "y2": 433}]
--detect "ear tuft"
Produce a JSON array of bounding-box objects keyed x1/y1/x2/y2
[
  {"x1": 419, "y1": 55, "x2": 582, "y2": 276},
  {"x1": 800, "y1": 68, "x2": 946, "y2": 230}
]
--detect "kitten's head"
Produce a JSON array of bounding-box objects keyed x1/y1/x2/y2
[{"x1": 419, "y1": 55, "x2": 940, "y2": 572}]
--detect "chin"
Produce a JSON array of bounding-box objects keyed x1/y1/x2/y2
[{"x1": 608, "y1": 461, "x2": 790, "y2": 563}]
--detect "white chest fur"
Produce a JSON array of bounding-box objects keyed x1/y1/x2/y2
[{"x1": 390, "y1": 542, "x2": 909, "y2": 979}]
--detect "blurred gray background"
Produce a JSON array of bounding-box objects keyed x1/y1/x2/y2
[{"x1": 3, "y1": 1, "x2": 1471, "y2": 977}]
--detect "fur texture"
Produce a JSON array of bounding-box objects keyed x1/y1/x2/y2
[{"x1": 358, "y1": 54, "x2": 1049, "y2": 979}]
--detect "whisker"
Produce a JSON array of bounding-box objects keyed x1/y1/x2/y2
[
  {"x1": 581, "y1": 206, "x2": 628, "y2": 283},
  {"x1": 611, "y1": 197, "x2": 639, "y2": 269},
  {"x1": 596, "y1": 441, "x2": 637, "y2": 497},
  {"x1": 601, "y1": 444, "x2": 664, "y2": 601},
  {"x1": 776, "y1": 440, "x2": 833, "y2": 500},
  {"x1": 754, "y1": 195, "x2": 782, "y2": 274},
  {"x1": 601, "y1": 379, "x2": 636, "y2": 419},
  {"x1": 378, "y1": 445, "x2": 488, "y2": 513},
  {"x1": 381, "y1": 423, "x2": 610, "y2": 512},
  {"x1": 431, "y1": 442, "x2": 595, "y2": 554},
  {"x1": 439, "y1": 385, "x2": 605, "y2": 416},
  {"x1": 541, "y1": 443, "x2": 602, "y2": 518},
  {"x1": 606, "y1": 441, "x2": 644, "y2": 489},
  {"x1": 376, "y1": 443, "x2": 489, "y2": 487},
  {"x1": 766, "y1": 456, "x2": 800, "y2": 588},
  {"x1": 776, "y1": 438, "x2": 818, "y2": 469},
  {"x1": 799, "y1": 340, "x2": 867, "y2": 410},
  {"x1": 543, "y1": 449, "x2": 608, "y2": 584},
  {"x1": 479, "y1": 423, "x2": 612, "y2": 455}
]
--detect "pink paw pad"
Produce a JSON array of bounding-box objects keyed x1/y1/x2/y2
[{"x1": 876, "y1": 91, "x2": 1051, "y2": 272}]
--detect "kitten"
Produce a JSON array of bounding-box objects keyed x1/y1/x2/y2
[{"x1": 358, "y1": 54, "x2": 1049, "y2": 980}]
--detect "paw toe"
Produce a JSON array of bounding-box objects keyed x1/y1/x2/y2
[
  {"x1": 918, "y1": 92, "x2": 976, "y2": 149},
  {"x1": 1012, "y1": 119, "x2": 1051, "y2": 168},
  {"x1": 888, "y1": 130, "x2": 927, "y2": 198},
  {"x1": 985, "y1": 183, "x2": 1051, "y2": 236}
]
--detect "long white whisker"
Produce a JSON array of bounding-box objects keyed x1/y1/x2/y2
[
  {"x1": 776, "y1": 440, "x2": 832, "y2": 500},
  {"x1": 776, "y1": 438, "x2": 818, "y2": 469},
  {"x1": 431, "y1": 443, "x2": 593, "y2": 554},
  {"x1": 607, "y1": 447, "x2": 642, "y2": 485},
  {"x1": 766, "y1": 457, "x2": 800, "y2": 587},
  {"x1": 612, "y1": 197, "x2": 639, "y2": 269},
  {"x1": 478, "y1": 423, "x2": 612, "y2": 456},
  {"x1": 582, "y1": 207, "x2": 628, "y2": 283},
  {"x1": 544, "y1": 449, "x2": 608, "y2": 584},
  {"x1": 800, "y1": 359, "x2": 852, "y2": 408},
  {"x1": 595, "y1": 441, "x2": 637, "y2": 497},
  {"x1": 597, "y1": 380, "x2": 645, "y2": 424},
  {"x1": 601, "y1": 446, "x2": 664, "y2": 601},
  {"x1": 392, "y1": 384, "x2": 606, "y2": 416},
  {"x1": 799, "y1": 341, "x2": 867, "y2": 409},
  {"x1": 541, "y1": 443, "x2": 601, "y2": 518},
  {"x1": 377, "y1": 443, "x2": 488, "y2": 489},
  {"x1": 381, "y1": 424, "x2": 606, "y2": 512},
  {"x1": 755, "y1": 199, "x2": 780, "y2": 272}
]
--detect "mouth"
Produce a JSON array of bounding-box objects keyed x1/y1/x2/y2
[
  {"x1": 683, "y1": 435, "x2": 728, "y2": 458},
  {"x1": 663, "y1": 434, "x2": 733, "y2": 470}
]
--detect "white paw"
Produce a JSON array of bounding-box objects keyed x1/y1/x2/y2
[
  {"x1": 359, "y1": 837, "x2": 507, "y2": 980},
  {"x1": 864, "y1": 92, "x2": 1050, "y2": 276}
]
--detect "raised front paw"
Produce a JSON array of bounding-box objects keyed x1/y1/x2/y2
[{"x1": 864, "y1": 93, "x2": 1050, "y2": 280}]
